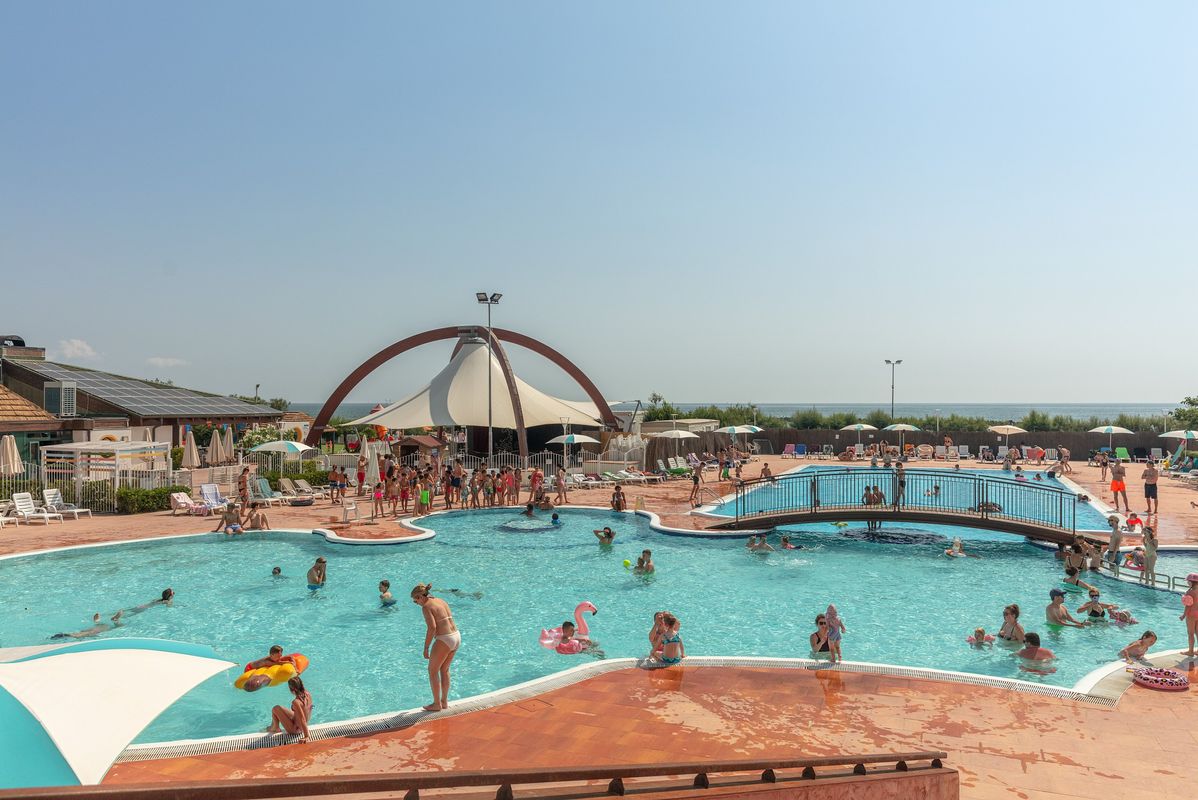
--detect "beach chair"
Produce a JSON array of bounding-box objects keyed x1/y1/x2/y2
[
  {"x1": 956, "y1": 445, "x2": 970, "y2": 459},
  {"x1": 199, "y1": 484, "x2": 230, "y2": 509},
  {"x1": 1132, "y1": 447, "x2": 1148, "y2": 462},
  {"x1": 996, "y1": 446, "x2": 1008, "y2": 460},
  {"x1": 11, "y1": 492, "x2": 63, "y2": 524},
  {"x1": 614, "y1": 470, "x2": 648, "y2": 484},
  {"x1": 1149, "y1": 448, "x2": 1164, "y2": 462},
  {"x1": 340, "y1": 500, "x2": 360, "y2": 523},
  {"x1": 821, "y1": 444, "x2": 834, "y2": 460},
  {"x1": 585, "y1": 473, "x2": 616, "y2": 488},
  {"x1": 1046, "y1": 448, "x2": 1058, "y2": 462},
  {"x1": 170, "y1": 492, "x2": 212, "y2": 516},
  {"x1": 251, "y1": 478, "x2": 285, "y2": 507},
  {"x1": 278, "y1": 477, "x2": 308, "y2": 497},
  {"x1": 294, "y1": 478, "x2": 330, "y2": 498},
  {"x1": 916, "y1": 444, "x2": 934, "y2": 460},
  {"x1": 780, "y1": 443, "x2": 795, "y2": 459},
  {"x1": 934, "y1": 445, "x2": 946, "y2": 460},
  {"x1": 42, "y1": 488, "x2": 92, "y2": 520},
  {"x1": 1115, "y1": 447, "x2": 1133, "y2": 462},
  {"x1": 794, "y1": 444, "x2": 808, "y2": 458}
]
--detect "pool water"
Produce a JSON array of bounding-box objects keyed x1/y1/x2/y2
[
  {"x1": 705, "y1": 466, "x2": 1112, "y2": 530},
  {"x1": 0, "y1": 509, "x2": 1185, "y2": 743}
]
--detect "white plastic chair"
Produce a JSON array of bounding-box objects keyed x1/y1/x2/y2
[
  {"x1": 11, "y1": 492, "x2": 63, "y2": 524},
  {"x1": 42, "y1": 488, "x2": 92, "y2": 520}
]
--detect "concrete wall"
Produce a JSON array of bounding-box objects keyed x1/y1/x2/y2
[{"x1": 761, "y1": 428, "x2": 1173, "y2": 458}]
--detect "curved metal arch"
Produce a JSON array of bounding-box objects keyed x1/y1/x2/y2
[{"x1": 305, "y1": 326, "x2": 617, "y2": 457}]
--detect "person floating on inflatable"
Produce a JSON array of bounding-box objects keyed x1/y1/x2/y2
[
  {"x1": 540, "y1": 602, "x2": 602, "y2": 656},
  {"x1": 235, "y1": 644, "x2": 309, "y2": 692},
  {"x1": 945, "y1": 537, "x2": 981, "y2": 559}
]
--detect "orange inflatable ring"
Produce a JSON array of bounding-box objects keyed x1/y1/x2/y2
[{"x1": 1132, "y1": 667, "x2": 1188, "y2": 692}]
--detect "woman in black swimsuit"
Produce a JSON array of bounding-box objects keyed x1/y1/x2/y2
[
  {"x1": 1077, "y1": 591, "x2": 1116, "y2": 620},
  {"x1": 810, "y1": 614, "x2": 831, "y2": 654},
  {"x1": 998, "y1": 603, "x2": 1025, "y2": 643}
]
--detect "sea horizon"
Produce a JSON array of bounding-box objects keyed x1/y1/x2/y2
[{"x1": 292, "y1": 401, "x2": 1177, "y2": 423}]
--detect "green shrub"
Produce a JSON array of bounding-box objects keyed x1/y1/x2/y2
[
  {"x1": 171, "y1": 447, "x2": 184, "y2": 470},
  {"x1": 116, "y1": 485, "x2": 192, "y2": 514}
]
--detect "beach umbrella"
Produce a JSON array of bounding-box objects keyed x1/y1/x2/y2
[
  {"x1": 1160, "y1": 429, "x2": 1198, "y2": 441},
  {"x1": 222, "y1": 427, "x2": 236, "y2": 464},
  {"x1": 248, "y1": 440, "x2": 317, "y2": 455},
  {"x1": 650, "y1": 429, "x2": 699, "y2": 459},
  {"x1": 180, "y1": 429, "x2": 201, "y2": 470},
  {"x1": 0, "y1": 435, "x2": 23, "y2": 476},
  {"x1": 546, "y1": 433, "x2": 600, "y2": 470},
  {"x1": 205, "y1": 431, "x2": 223, "y2": 467},
  {"x1": 882, "y1": 423, "x2": 921, "y2": 451},
  {"x1": 1088, "y1": 425, "x2": 1134, "y2": 451},
  {"x1": 839, "y1": 423, "x2": 878, "y2": 446},
  {"x1": 987, "y1": 424, "x2": 1027, "y2": 447},
  {"x1": 0, "y1": 640, "x2": 234, "y2": 788}
]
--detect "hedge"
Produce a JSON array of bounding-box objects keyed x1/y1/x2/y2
[{"x1": 116, "y1": 485, "x2": 192, "y2": 515}]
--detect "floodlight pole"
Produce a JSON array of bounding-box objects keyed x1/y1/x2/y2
[
  {"x1": 477, "y1": 292, "x2": 503, "y2": 465},
  {"x1": 884, "y1": 359, "x2": 902, "y2": 418}
]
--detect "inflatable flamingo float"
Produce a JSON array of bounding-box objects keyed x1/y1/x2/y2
[{"x1": 539, "y1": 601, "x2": 598, "y2": 654}]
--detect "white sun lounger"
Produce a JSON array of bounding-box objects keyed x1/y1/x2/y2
[
  {"x1": 42, "y1": 488, "x2": 92, "y2": 520},
  {"x1": 11, "y1": 492, "x2": 63, "y2": 524}
]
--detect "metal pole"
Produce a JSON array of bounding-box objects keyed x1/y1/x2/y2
[
  {"x1": 486, "y1": 303, "x2": 493, "y2": 465},
  {"x1": 890, "y1": 363, "x2": 896, "y2": 418}
]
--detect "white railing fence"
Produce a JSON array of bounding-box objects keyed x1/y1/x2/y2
[{"x1": 2, "y1": 463, "x2": 179, "y2": 514}]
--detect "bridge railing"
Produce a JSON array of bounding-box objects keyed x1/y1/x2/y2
[{"x1": 734, "y1": 468, "x2": 1076, "y2": 534}]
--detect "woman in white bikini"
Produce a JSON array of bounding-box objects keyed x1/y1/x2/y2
[{"x1": 412, "y1": 582, "x2": 459, "y2": 711}]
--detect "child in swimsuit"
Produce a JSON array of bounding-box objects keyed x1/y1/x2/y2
[
  {"x1": 658, "y1": 613, "x2": 684, "y2": 665},
  {"x1": 372, "y1": 482, "x2": 385, "y2": 517},
  {"x1": 1182, "y1": 573, "x2": 1198, "y2": 656},
  {"x1": 825, "y1": 604, "x2": 846, "y2": 663},
  {"x1": 1119, "y1": 630, "x2": 1156, "y2": 663}
]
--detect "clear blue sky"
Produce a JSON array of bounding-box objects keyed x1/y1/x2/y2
[{"x1": 3, "y1": 2, "x2": 1194, "y2": 406}]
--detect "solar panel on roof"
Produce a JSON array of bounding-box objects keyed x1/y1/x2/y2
[{"x1": 8, "y1": 360, "x2": 276, "y2": 417}]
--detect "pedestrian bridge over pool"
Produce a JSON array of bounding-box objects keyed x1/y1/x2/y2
[{"x1": 702, "y1": 468, "x2": 1090, "y2": 545}]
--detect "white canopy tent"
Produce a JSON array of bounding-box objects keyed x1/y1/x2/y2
[
  {"x1": 0, "y1": 641, "x2": 233, "y2": 787},
  {"x1": 345, "y1": 338, "x2": 604, "y2": 430}
]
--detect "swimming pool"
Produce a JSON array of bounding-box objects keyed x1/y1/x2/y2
[
  {"x1": 703, "y1": 466, "x2": 1112, "y2": 530},
  {"x1": 0, "y1": 508, "x2": 1184, "y2": 743}
]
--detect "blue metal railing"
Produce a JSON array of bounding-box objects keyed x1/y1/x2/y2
[{"x1": 732, "y1": 468, "x2": 1076, "y2": 534}]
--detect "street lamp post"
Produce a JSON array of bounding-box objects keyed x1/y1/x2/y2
[
  {"x1": 884, "y1": 359, "x2": 903, "y2": 418},
  {"x1": 476, "y1": 292, "x2": 503, "y2": 464}
]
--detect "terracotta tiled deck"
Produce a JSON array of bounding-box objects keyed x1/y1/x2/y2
[
  {"x1": 5, "y1": 455, "x2": 1197, "y2": 799},
  {"x1": 105, "y1": 663, "x2": 1198, "y2": 800}
]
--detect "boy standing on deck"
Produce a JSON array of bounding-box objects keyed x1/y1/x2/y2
[
  {"x1": 1109, "y1": 459, "x2": 1129, "y2": 513},
  {"x1": 1141, "y1": 461, "x2": 1159, "y2": 515}
]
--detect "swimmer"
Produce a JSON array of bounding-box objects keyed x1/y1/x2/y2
[
  {"x1": 593, "y1": 526, "x2": 616, "y2": 544},
  {"x1": 522, "y1": 503, "x2": 535, "y2": 518},
  {"x1": 924, "y1": 484, "x2": 941, "y2": 497},
  {"x1": 272, "y1": 567, "x2": 283, "y2": 578},
  {"x1": 307, "y1": 557, "x2": 327, "y2": 589},
  {"x1": 746, "y1": 534, "x2": 774, "y2": 552},
  {"x1": 998, "y1": 604, "x2": 1025, "y2": 643},
  {"x1": 120, "y1": 588, "x2": 174, "y2": 617},
  {"x1": 551, "y1": 513, "x2": 561, "y2": 526},
  {"x1": 1063, "y1": 566, "x2": 1096, "y2": 593},
  {"x1": 1015, "y1": 632, "x2": 1054, "y2": 661},
  {"x1": 214, "y1": 504, "x2": 243, "y2": 534},
  {"x1": 50, "y1": 611, "x2": 122, "y2": 640},
  {"x1": 944, "y1": 536, "x2": 981, "y2": 559},
  {"x1": 556, "y1": 621, "x2": 606, "y2": 658},
  {"x1": 968, "y1": 627, "x2": 994, "y2": 647},
  {"x1": 1077, "y1": 589, "x2": 1115, "y2": 620},
  {"x1": 1047, "y1": 589, "x2": 1085, "y2": 628},
  {"x1": 537, "y1": 496, "x2": 554, "y2": 511},
  {"x1": 825, "y1": 604, "x2": 846, "y2": 663},
  {"x1": 247, "y1": 644, "x2": 297, "y2": 671},
  {"x1": 1109, "y1": 608, "x2": 1139, "y2": 624},
  {"x1": 379, "y1": 580, "x2": 396, "y2": 606},
  {"x1": 1033, "y1": 473, "x2": 1043, "y2": 482},
  {"x1": 779, "y1": 535, "x2": 801, "y2": 550},
  {"x1": 635, "y1": 549, "x2": 655, "y2": 574},
  {"x1": 1119, "y1": 630, "x2": 1157, "y2": 664}
]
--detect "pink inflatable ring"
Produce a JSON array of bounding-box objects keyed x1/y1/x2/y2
[{"x1": 1132, "y1": 667, "x2": 1189, "y2": 692}]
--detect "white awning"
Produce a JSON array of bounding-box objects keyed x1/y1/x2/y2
[
  {"x1": 0, "y1": 645, "x2": 233, "y2": 786},
  {"x1": 347, "y1": 338, "x2": 604, "y2": 429}
]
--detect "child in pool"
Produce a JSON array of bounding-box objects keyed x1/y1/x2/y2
[
  {"x1": 1119, "y1": 630, "x2": 1156, "y2": 664},
  {"x1": 779, "y1": 535, "x2": 800, "y2": 550},
  {"x1": 555, "y1": 621, "x2": 605, "y2": 657},
  {"x1": 551, "y1": 513, "x2": 561, "y2": 526},
  {"x1": 379, "y1": 580, "x2": 396, "y2": 606},
  {"x1": 967, "y1": 627, "x2": 994, "y2": 647},
  {"x1": 825, "y1": 604, "x2": 846, "y2": 663}
]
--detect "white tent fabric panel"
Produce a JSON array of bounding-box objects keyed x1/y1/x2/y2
[
  {"x1": 347, "y1": 339, "x2": 603, "y2": 430},
  {"x1": 0, "y1": 649, "x2": 233, "y2": 785}
]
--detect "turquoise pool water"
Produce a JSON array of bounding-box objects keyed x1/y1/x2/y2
[
  {"x1": 705, "y1": 466, "x2": 1112, "y2": 530},
  {"x1": 0, "y1": 509, "x2": 1185, "y2": 743}
]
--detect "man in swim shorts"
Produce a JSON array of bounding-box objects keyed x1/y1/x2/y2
[
  {"x1": 1109, "y1": 459, "x2": 1129, "y2": 513},
  {"x1": 214, "y1": 503, "x2": 243, "y2": 534},
  {"x1": 1141, "y1": 460, "x2": 1159, "y2": 514}
]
